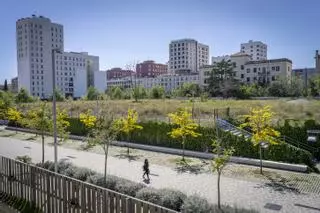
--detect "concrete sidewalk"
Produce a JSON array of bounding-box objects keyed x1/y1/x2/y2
[{"x1": 0, "y1": 137, "x2": 319, "y2": 213}]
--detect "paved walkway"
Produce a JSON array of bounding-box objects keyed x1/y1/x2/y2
[{"x1": 0, "y1": 137, "x2": 320, "y2": 213}]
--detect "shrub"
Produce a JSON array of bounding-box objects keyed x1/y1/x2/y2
[
  {"x1": 73, "y1": 167, "x2": 96, "y2": 181},
  {"x1": 86, "y1": 174, "x2": 107, "y2": 187},
  {"x1": 136, "y1": 187, "x2": 162, "y2": 205},
  {"x1": 181, "y1": 195, "x2": 214, "y2": 213},
  {"x1": 105, "y1": 175, "x2": 121, "y2": 190},
  {"x1": 15, "y1": 155, "x2": 32, "y2": 164},
  {"x1": 57, "y1": 159, "x2": 73, "y2": 173},
  {"x1": 38, "y1": 161, "x2": 55, "y2": 171},
  {"x1": 114, "y1": 179, "x2": 145, "y2": 197},
  {"x1": 60, "y1": 165, "x2": 77, "y2": 177},
  {"x1": 159, "y1": 189, "x2": 187, "y2": 211}
]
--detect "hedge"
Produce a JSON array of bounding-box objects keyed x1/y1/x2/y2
[{"x1": 64, "y1": 119, "x2": 314, "y2": 167}]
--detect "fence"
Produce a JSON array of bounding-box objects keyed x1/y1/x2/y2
[{"x1": 0, "y1": 155, "x2": 178, "y2": 213}]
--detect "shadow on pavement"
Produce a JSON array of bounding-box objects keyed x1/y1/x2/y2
[
  {"x1": 113, "y1": 153, "x2": 142, "y2": 162},
  {"x1": 25, "y1": 136, "x2": 37, "y2": 141},
  {"x1": 174, "y1": 161, "x2": 208, "y2": 175},
  {"x1": 255, "y1": 173, "x2": 301, "y2": 194},
  {"x1": 294, "y1": 203, "x2": 320, "y2": 211}
]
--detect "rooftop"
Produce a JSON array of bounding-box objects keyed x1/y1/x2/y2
[{"x1": 245, "y1": 58, "x2": 292, "y2": 65}]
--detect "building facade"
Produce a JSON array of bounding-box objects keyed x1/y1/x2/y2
[
  {"x1": 200, "y1": 53, "x2": 292, "y2": 86},
  {"x1": 106, "y1": 68, "x2": 134, "y2": 80},
  {"x1": 53, "y1": 51, "x2": 99, "y2": 98},
  {"x1": 106, "y1": 74, "x2": 199, "y2": 92},
  {"x1": 16, "y1": 15, "x2": 64, "y2": 98},
  {"x1": 136, "y1": 60, "x2": 167, "y2": 77},
  {"x1": 240, "y1": 40, "x2": 267, "y2": 61},
  {"x1": 10, "y1": 77, "x2": 18, "y2": 93},
  {"x1": 169, "y1": 39, "x2": 209, "y2": 74},
  {"x1": 16, "y1": 15, "x2": 100, "y2": 99}
]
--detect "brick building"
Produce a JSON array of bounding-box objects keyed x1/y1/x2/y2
[
  {"x1": 136, "y1": 60, "x2": 167, "y2": 78},
  {"x1": 106, "y1": 68, "x2": 134, "y2": 80}
]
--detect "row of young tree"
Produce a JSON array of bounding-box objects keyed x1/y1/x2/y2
[{"x1": 77, "y1": 105, "x2": 279, "y2": 209}]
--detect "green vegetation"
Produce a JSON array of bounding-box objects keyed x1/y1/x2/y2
[{"x1": 37, "y1": 160, "x2": 258, "y2": 213}]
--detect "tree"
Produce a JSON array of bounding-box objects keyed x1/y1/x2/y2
[
  {"x1": 0, "y1": 91, "x2": 14, "y2": 119},
  {"x1": 206, "y1": 59, "x2": 236, "y2": 97},
  {"x1": 211, "y1": 132, "x2": 235, "y2": 209},
  {"x1": 56, "y1": 108, "x2": 70, "y2": 142},
  {"x1": 50, "y1": 89, "x2": 65, "y2": 102},
  {"x1": 168, "y1": 108, "x2": 201, "y2": 161},
  {"x1": 150, "y1": 86, "x2": 165, "y2": 99},
  {"x1": 132, "y1": 86, "x2": 147, "y2": 101},
  {"x1": 240, "y1": 106, "x2": 280, "y2": 174},
  {"x1": 308, "y1": 76, "x2": 320, "y2": 97},
  {"x1": 80, "y1": 110, "x2": 120, "y2": 181},
  {"x1": 86, "y1": 86, "x2": 100, "y2": 100},
  {"x1": 6, "y1": 107, "x2": 22, "y2": 132},
  {"x1": 26, "y1": 102, "x2": 52, "y2": 163},
  {"x1": 115, "y1": 109, "x2": 143, "y2": 156},
  {"x1": 268, "y1": 81, "x2": 289, "y2": 97},
  {"x1": 3, "y1": 80, "x2": 8, "y2": 91},
  {"x1": 16, "y1": 88, "x2": 33, "y2": 103}
]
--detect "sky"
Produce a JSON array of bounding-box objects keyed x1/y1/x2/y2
[{"x1": 0, "y1": 0, "x2": 320, "y2": 83}]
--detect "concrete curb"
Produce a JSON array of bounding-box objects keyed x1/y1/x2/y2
[{"x1": 5, "y1": 126, "x2": 308, "y2": 173}]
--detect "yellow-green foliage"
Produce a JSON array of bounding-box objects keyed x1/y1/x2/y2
[
  {"x1": 115, "y1": 109, "x2": 143, "y2": 135},
  {"x1": 79, "y1": 110, "x2": 97, "y2": 129},
  {"x1": 241, "y1": 105, "x2": 280, "y2": 145},
  {"x1": 7, "y1": 107, "x2": 22, "y2": 123},
  {"x1": 168, "y1": 108, "x2": 201, "y2": 141}
]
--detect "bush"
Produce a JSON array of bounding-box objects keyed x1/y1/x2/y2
[
  {"x1": 136, "y1": 187, "x2": 162, "y2": 205},
  {"x1": 105, "y1": 175, "x2": 121, "y2": 190},
  {"x1": 60, "y1": 165, "x2": 77, "y2": 177},
  {"x1": 114, "y1": 179, "x2": 145, "y2": 197},
  {"x1": 73, "y1": 167, "x2": 96, "y2": 181},
  {"x1": 86, "y1": 174, "x2": 107, "y2": 187},
  {"x1": 16, "y1": 155, "x2": 32, "y2": 164},
  {"x1": 38, "y1": 161, "x2": 55, "y2": 171},
  {"x1": 182, "y1": 195, "x2": 214, "y2": 213},
  {"x1": 57, "y1": 159, "x2": 73, "y2": 173},
  {"x1": 159, "y1": 189, "x2": 187, "y2": 211}
]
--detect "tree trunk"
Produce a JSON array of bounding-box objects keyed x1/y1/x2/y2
[
  {"x1": 182, "y1": 137, "x2": 185, "y2": 161},
  {"x1": 41, "y1": 133, "x2": 45, "y2": 164},
  {"x1": 104, "y1": 143, "x2": 109, "y2": 181},
  {"x1": 217, "y1": 170, "x2": 221, "y2": 209}
]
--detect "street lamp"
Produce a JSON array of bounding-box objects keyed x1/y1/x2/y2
[
  {"x1": 259, "y1": 141, "x2": 269, "y2": 174},
  {"x1": 52, "y1": 48, "x2": 61, "y2": 173}
]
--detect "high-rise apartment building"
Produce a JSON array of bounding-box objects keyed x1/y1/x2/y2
[
  {"x1": 240, "y1": 40, "x2": 267, "y2": 61},
  {"x1": 16, "y1": 15, "x2": 100, "y2": 98},
  {"x1": 136, "y1": 60, "x2": 167, "y2": 78},
  {"x1": 16, "y1": 15, "x2": 64, "y2": 98},
  {"x1": 169, "y1": 39, "x2": 209, "y2": 74}
]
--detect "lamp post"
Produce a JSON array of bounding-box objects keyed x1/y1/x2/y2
[
  {"x1": 52, "y1": 48, "x2": 60, "y2": 173},
  {"x1": 259, "y1": 141, "x2": 269, "y2": 174}
]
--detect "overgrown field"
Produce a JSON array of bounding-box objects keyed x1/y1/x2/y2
[{"x1": 24, "y1": 98, "x2": 320, "y2": 125}]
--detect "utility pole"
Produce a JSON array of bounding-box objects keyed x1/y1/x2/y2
[{"x1": 51, "y1": 49, "x2": 59, "y2": 173}]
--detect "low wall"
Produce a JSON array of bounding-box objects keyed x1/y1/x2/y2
[{"x1": 5, "y1": 126, "x2": 308, "y2": 173}]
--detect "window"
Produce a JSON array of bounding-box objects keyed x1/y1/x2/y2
[
  {"x1": 246, "y1": 77, "x2": 250, "y2": 82},
  {"x1": 241, "y1": 65, "x2": 244, "y2": 70},
  {"x1": 241, "y1": 74, "x2": 244, "y2": 78},
  {"x1": 272, "y1": 66, "x2": 275, "y2": 71},
  {"x1": 246, "y1": 68, "x2": 250, "y2": 73},
  {"x1": 253, "y1": 68, "x2": 257, "y2": 73},
  {"x1": 271, "y1": 76, "x2": 275, "y2": 81},
  {"x1": 276, "y1": 66, "x2": 280, "y2": 71}
]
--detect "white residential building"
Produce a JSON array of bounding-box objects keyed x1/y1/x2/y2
[
  {"x1": 169, "y1": 39, "x2": 209, "y2": 74},
  {"x1": 240, "y1": 40, "x2": 267, "y2": 61},
  {"x1": 94, "y1": 71, "x2": 107, "y2": 93},
  {"x1": 106, "y1": 74, "x2": 199, "y2": 92},
  {"x1": 200, "y1": 53, "x2": 292, "y2": 86},
  {"x1": 16, "y1": 15, "x2": 100, "y2": 99},
  {"x1": 53, "y1": 51, "x2": 99, "y2": 98}
]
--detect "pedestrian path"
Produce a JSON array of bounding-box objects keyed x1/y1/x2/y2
[{"x1": 0, "y1": 137, "x2": 320, "y2": 213}]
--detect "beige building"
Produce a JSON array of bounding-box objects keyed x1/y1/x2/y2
[{"x1": 200, "y1": 52, "x2": 292, "y2": 86}]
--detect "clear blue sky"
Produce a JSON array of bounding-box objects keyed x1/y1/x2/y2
[{"x1": 0, "y1": 0, "x2": 319, "y2": 83}]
